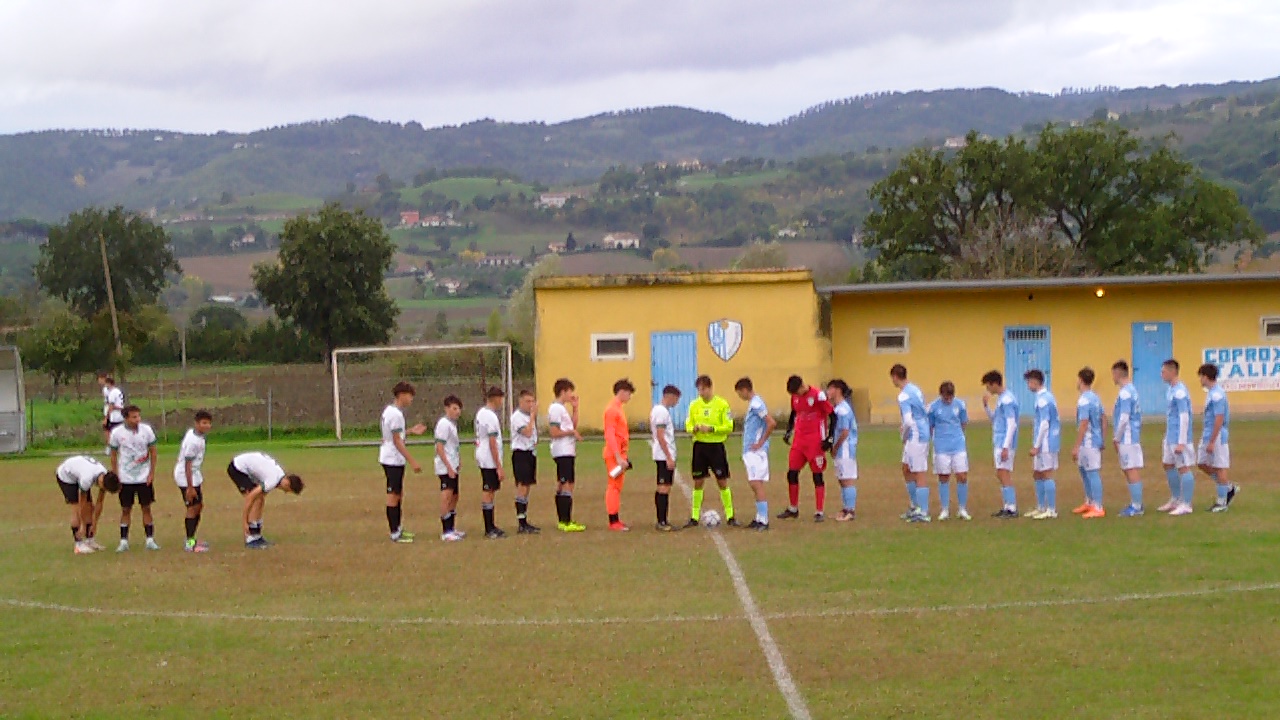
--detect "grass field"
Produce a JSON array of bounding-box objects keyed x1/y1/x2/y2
[
  {"x1": 679, "y1": 169, "x2": 790, "y2": 190},
  {"x1": 3, "y1": 421, "x2": 1279, "y2": 718}
]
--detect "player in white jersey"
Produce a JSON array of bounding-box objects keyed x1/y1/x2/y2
[
  {"x1": 1025, "y1": 369, "x2": 1061, "y2": 519},
  {"x1": 55, "y1": 456, "x2": 120, "y2": 554},
  {"x1": 983, "y1": 370, "x2": 1021, "y2": 518},
  {"x1": 434, "y1": 395, "x2": 465, "y2": 541},
  {"x1": 98, "y1": 371, "x2": 125, "y2": 453},
  {"x1": 890, "y1": 364, "x2": 933, "y2": 522},
  {"x1": 174, "y1": 410, "x2": 213, "y2": 552},
  {"x1": 825, "y1": 379, "x2": 859, "y2": 523},
  {"x1": 650, "y1": 385, "x2": 682, "y2": 531},
  {"x1": 1111, "y1": 360, "x2": 1145, "y2": 517},
  {"x1": 927, "y1": 381, "x2": 970, "y2": 521},
  {"x1": 1196, "y1": 363, "x2": 1238, "y2": 513},
  {"x1": 510, "y1": 389, "x2": 541, "y2": 534},
  {"x1": 1071, "y1": 369, "x2": 1107, "y2": 519},
  {"x1": 109, "y1": 405, "x2": 160, "y2": 552},
  {"x1": 475, "y1": 386, "x2": 507, "y2": 539},
  {"x1": 380, "y1": 382, "x2": 429, "y2": 544},
  {"x1": 546, "y1": 379, "x2": 585, "y2": 532},
  {"x1": 1160, "y1": 359, "x2": 1197, "y2": 516},
  {"x1": 227, "y1": 452, "x2": 303, "y2": 548}
]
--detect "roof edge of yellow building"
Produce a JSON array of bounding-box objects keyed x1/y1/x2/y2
[{"x1": 536, "y1": 267, "x2": 813, "y2": 291}]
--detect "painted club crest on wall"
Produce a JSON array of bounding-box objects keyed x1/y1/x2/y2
[{"x1": 708, "y1": 319, "x2": 743, "y2": 362}]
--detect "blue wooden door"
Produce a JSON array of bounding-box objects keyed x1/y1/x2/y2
[
  {"x1": 1004, "y1": 326, "x2": 1051, "y2": 417},
  {"x1": 650, "y1": 332, "x2": 697, "y2": 428},
  {"x1": 1131, "y1": 322, "x2": 1173, "y2": 416}
]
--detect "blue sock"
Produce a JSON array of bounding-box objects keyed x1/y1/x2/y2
[
  {"x1": 1001, "y1": 485, "x2": 1016, "y2": 509},
  {"x1": 939, "y1": 481, "x2": 951, "y2": 510},
  {"x1": 915, "y1": 486, "x2": 929, "y2": 515},
  {"x1": 755, "y1": 500, "x2": 768, "y2": 523},
  {"x1": 841, "y1": 485, "x2": 857, "y2": 511},
  {"x1": 1087, "y1": 470, "x2": 1103, "y2": 508},
  {"x1": 1216, "y1": 482, "x2": 1229, "y2": 503},
  {"x1": 957, "y1": 482, "x2": 969, "y2": 509},
  {"x1": 1128, "y1": 482, "x2": 1143, "y2": 508},
  {"x1": 1180, "y1": 472, "x2": 1195, "y2": 504},
  {"x1": 1034, "y1": 479, "x2": 1045, "y2": 509},
  {"x1": 1165, "y1": 467, "x2": 1181, "y2": 499},
  {"x1": 1044, "y1": 478, "x2": 1057, "y2": 511},
  {"x1": 1079, "y1": 467, "x2": 1092, "y2": 503},
  {"x1": 906, "y1": 480, "x2": 918, "y2": 508}
]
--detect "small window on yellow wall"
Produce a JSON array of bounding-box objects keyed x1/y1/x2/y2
[
  {"x1": 870, "y1": 328, "x2": 908, "y2": 353},
  {"x1": 591, "y1": 333, "x2": 634, "y2": 361},
  {"x1": 1263, "y1": 317, "x2": 1280, "y2": 340}
]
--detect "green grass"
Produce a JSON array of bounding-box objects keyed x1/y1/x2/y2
[
  {"x1": 679, "y1": 169, "x2": 790, "y2": 190},
  {"x1": 28, "y1": 396, "x2": 256, "y2": 438},
  {"x1": 395, "y1": 296, "x2": 502, "y2": 310},
  {"x1": 3, "y1": 422, "x2": 1279, "y2": 718},
  {"x1": 400, "y1": 177, "x2": 538, "y2": 205},
  {"x1": 206, "y1": 193, "x2": 322, "y2": 217}
]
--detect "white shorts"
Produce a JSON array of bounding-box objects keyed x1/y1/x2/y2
[
  {"x1": 933, "y1": 452, "x2": 968, "y2": 476},
  {"x1": 1118, "y1": 443, "x2": 1144, "y2": 471},
  {"x1": 993, "y1": 447, "x2": 1015, "y2": 472},
  {"x1": 1196, "y1": 442, "x2": 1229, "y2": 469},
  {"x1": 834, "y1": 457, "x2": 858, "y2": 481},
  {"x1": 1076, "y1": 447, "x2": 1102, "y2": 472},
  {"x1": 901, "y1": 441, "x2": 928, "y2": 473},
  {"x1": 742, "y1": 450, "x2": 770, "y2": 482},
  {"x1": 1162, "y1": 440, "x2": 1195, "y2": 469},
  {"x1": 1033, "y1": 451, "x2": 1059, "y2": 473}
]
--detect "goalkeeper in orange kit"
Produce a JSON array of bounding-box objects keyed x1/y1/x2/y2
[{"x1": 603, "y1": 378, "x2": 635, "y2": 532}]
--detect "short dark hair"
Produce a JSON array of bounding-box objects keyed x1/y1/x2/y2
[
  {"x1": 982, "y1": 370, "x2": 1003, "y2": 386},
  {"x1": 1078, "y1": 367, "x2": 1096, "y2": 385},
  {"x1": 734, "y1": 377, "x2": 753, "y2": 392},
  {"x1": 663, "y1": 384, "x2": 682, "y2": 397},
  {"x1": 1163, "y1": 358, "x2": 1180, "y2": 372},
  {"x1": 101, "y1": 472, "x2": 121, "y2": 494},
  {"x1": 889, "y1": 364, "x2": 908, "y2": 380},
  {"x1": 486, "y1": 386, "x2": 505, "y2": 399},
  {"x1": 518, "y1": 389, "x2": 534, "y2": 399},
  {"x1": 553, "y1": 378, "x2": 575, "y2": 396},
  {"x1": 286, "y1": 474, "x2": 304, "y2": 494},
  {"x1": 442, "y1": 395, "x2": 462, "y2": 408},
  {"x1": 786, "y1": 375, "x2": 804, "y2": 394},
  {"x1": 123, "y1": 405, "x2": 141, "y2": 417},
  {"x1": 1112, "y1": 360, "x2": 1130, "y2": 375},
  {"x1": 1023, "y1": 369, "x2": 1045, "y2": 384},
  {"x1": 613, "y1": 378, "x2": 636, "y2": 394},
  {"x1": 939, "y1": 381, "x2": 955, "y2": 397},
  {"x1": 1198, "y1": 363, "x2": 1219, "y2": 381},
  {"x1": 827, "y1": 378, "x2": 851, "y2": 397},
  {"x1": 194, "y1": 410, "x2": 213, "y2": 423},
  {"x1": 695, "y1": 375, "x2": 712, "y2": 389},
  {"x1": 97, "y1": 371, "x2": 113, "y2": 383},
  {"x1": 393, "y1": 381, "x2": 416, "y2": 397}
]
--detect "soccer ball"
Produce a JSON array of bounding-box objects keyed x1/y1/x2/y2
[{"x1": 700, "y1": 510, "x2": 722, "y2": 528}]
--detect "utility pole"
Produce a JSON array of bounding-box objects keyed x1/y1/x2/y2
[{"x1": 98, "y1": 232, "x2": 124, "y2": 359}]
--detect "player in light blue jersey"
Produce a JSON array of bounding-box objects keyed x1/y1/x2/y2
[
  {"x1": 1111, "y1": 360, "x2": 1145, "y2": 517},
  {"x1": 982, "y1": 370, "x2": 1020, "y2": 518},
  {"x1": 825, "y1": 379, "x2": 859, "y2": 522},
  {"x1": 1024, "y1": 370, "x2": 1061, "y2": 519},
  {"x1": 1160, "y1": 359, "x2": 1196, "y2": 516},
  {"x1": 927, "y1": 381, "x2": 970, "y2": 521},
  {"x1": 1196, "y1": 363, "x2": 1238, "y2": 513},
  {"x1": 890, "y1": 364, "x2": 932, "y2": 522},
  {"x1": 1071, "y1": 368, "x2": 1107, "y2": 519},
  {"x1": 735, "y1": 378, "x2": 776, "y2": 531}
]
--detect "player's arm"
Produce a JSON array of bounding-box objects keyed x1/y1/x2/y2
[
  {"x1": 488, "y1": 434, "x2": 503, "y2": 476},
  {"x1": 109, "y1": 443, "x2": 120, "y2": 475},
  {"x1": 1003, "y1": 413, "x2": 1017, "y2": 450},
  {"x1": 684, "y1": 404, "x2": 697, "y2": 434},
  {"x1": 712, "y1": 403, "x2": 733, "y2": 435},
  {"x1": 656, "y1": 423, "x2": 675, "y2": 465},
  {"x1": 1113, "y1": 403, "x2": 1128, "y2": 445},
  {"x1": 393, "y1": 430, "x2": 420, "y2": 472},
  {"x1": 1177, "y1": 402, "x2": 1191, "y2": 448},
  {"x1": 434, "y1": 440, "x2": 456, "y2": 477},
  {"x1": 604, "y1": 415, "x2": 625, "y2": 466},
  {"x1": 93, "y1": 486, "x2": 107, "y2": 526},
  {"x1": 548, "y1": 416, "x2": 570, "y2": 439},
  {"x1": 146, "y1": 444, "x2": 157, "y2": 485},
  {"x1": 758, "y1": 412, "x2": 777, "y2": 450},
  {"x1": 832, "y1": 427, "x2": 849, "y2": 455},
  {"x1": 1207, "y1": 407, "x2": 1224, "y2": 448},
  {"x1": 959, "y1": 403, "x2": 969, "y2": 429},
  {"x1": 783, "y1": 408, "x2": 795, "y2": 444},
  {"x1": 822, "y1": 412, "x2": 836, "y2": 450},
  {"x1": 1073, "y1": 417, "x2": 1087, "y2": 455}
]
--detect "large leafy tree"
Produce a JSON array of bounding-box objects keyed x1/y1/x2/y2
[
  {"x1": 35, "y1": 206, "x2": 180, "y2": 317},
  {"x1": 252, "y1": 203, "x2": 398, "y2": 360}
]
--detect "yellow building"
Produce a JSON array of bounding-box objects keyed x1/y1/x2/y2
[
  {"x1": 534, "y1": 270, "x2": 829, "y2": 429},
  {"x1": 825, "y1": 274, "x2": 1280, "y2": 422}
]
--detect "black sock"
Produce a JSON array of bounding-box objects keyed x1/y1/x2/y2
[
  {"x1": 144, "y1": 524, "x2": 154, "y2": 539},
  {"x1": 387, "y1": 505, "x2": 401, "y2": 534},
  {"x1": 482, "y1": 504, "x2": 495, "y2": 532},
  {"x1": 72, "y1": 527, "x2": 80, "y2": 543},
  {"x1": 516, "y1": 498, "x2": 529, "y2": 527},
  {"x1": 554, "y1": 493, "x2": 567, "y2": 523},
  {"x1": 120, "y1": 524, "x2": 129, "y2": 540},
  {"x1": 442, "y1": 512, "x2": 456, "y2": 534},
  {"x1": 249, "y1": 521, "x2": 262, "y2": 537},
  {"x1": 565, "y1": 493, "x2": 574, "y2": 522},
  {"x1": 184, "y1": 517, "x2": 197, "y2": 540},
  {"x1": 656, "y1": 492, "x2": 670, "y2": 524},
  {"x1": 609, "y1": 513, "x2": 620, "y2": 524},
  {"x1": 85, "y1": 523, "x2": 94, "y2": 539}
]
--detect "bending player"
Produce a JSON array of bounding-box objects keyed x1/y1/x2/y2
[
  {"x1": 779, "y1": 375, "x2": 833, "y2": 522},
  {"x1": 891, "y1": 365, "x2": 931, "y2": 522},
  {"x1": 1071, "y1": 368, "x2": 1106, "y2": 519},
  {"x1": 109, "y1": 405, "x2": 159, "y2": 552},
  {"x1": 604, "y1": 379, "x2": 634, "y2": 531},
  {"x1": 1112, "y1": 360, "x2": 1145, "y2": 517},
  {"x1": 381, "y1": 382, "x2": 429, "y2": 544},
  {"x1": 510, "y1": 389, "x2": 540, "y2": 534},
  {"x1": 825, "y1": 379, "x2": 858, "y2": 522},
  {"x1": 649, "y1": 384, "x2": 681, "y2": 531},
  {"x1": 175, "y1": 410, "x2": 213, "y2": 552},
  {"x1": 227, "y1": 451, "x2": 304, "y2": 548},
  {"x1": 546, "y1": 379, "x2": 585, "y2": 532},
  {"x1": 434, "y1": 395, "x2": 465, "y2": 541},
  {"x1": 735, "y1": 377, "x2": 775, "y2": 531},
  {"x1": 1025, "y1": 369, "x2": 1061, "y2": 519},
  {"x1": 982, "y1": 371, "x2": 1020, "y2": 518},
  {"x1": 56, "y1": 455, "x2": 120, "y2": 554},
  {"x1": 927, "y1": 381, "x2": 970, "y2": 521},
  {"x1": 1197, "y1": 363, "x2": 1237, "y2": 512}
]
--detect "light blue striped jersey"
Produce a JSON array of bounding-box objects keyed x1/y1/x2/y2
[
  {"x1": 1076, "y1": 390, "x2": 1104, "y2": 450},
  {"x1": 742, "y1": 394, "x2": 771, "y2": 453},
  {"x1": 1033, "y1": 389, "x2": 1062, "y2": 453},
  {"x1": 927, "y1": 397, "x2": 968, "y2": 455},
  {"x1": 898, "y1": 382, "x2": 931, "y2": 443},
  {"x1": 1165, "y1": 381, "x2": 1193, "y2": 445},
  {"x1": 1201, "y1": 385, "x2": 1229, "y2": 444},
  {"x1": 1113, "y1": 382, "x2": 1142, "y2": 445},
  {"x1": 832, "y1": 400, "x2": 857, "y2": 459},
  {"x1": 991, "y1": 390, "x2": 1020, "y2": 449}
]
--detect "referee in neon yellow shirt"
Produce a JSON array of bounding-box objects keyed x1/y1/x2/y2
[{"x1": 684, "y1": 375, "x2": 738, "y2": 528}]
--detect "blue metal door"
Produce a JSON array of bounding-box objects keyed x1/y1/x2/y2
[
  {"x1": 650, "y1": 332, "x2": 697, "y2": 428},
  {"x1": 1131, "y1": 322, "x2": 1173, "y2": 416},
  {"x1": 1004, "y1": 326, "x2": 1051, "y2": 417}
]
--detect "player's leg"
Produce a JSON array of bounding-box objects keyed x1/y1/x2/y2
[
  {"x1": 900, "y1": 444, "x2": 919, "y2": 519},
  {"x1": 183, "y1": 486, "x2": 207, "y2": 552},
  {"x1": 439, "y1": 475, "x2": 462, "y2": 541},
  {"x1": 955, "y1": 467, "x2": 971, "y2": 520},
  {"x1": 655, "y1": 461, "x2": 675, "y2": 531},
  {"x1": 809, "y1": 452, "x2": 826, "y2": 522},
  {"x1": 117, "y1": 486, "x2": 134, "y2": 551},
  {"x1": 1208, "y1": 444, "x2": 1234, "y2": 512},
  {"x1": 555, "y1": 457, "x2": 583, "y2": 531},
  {"x1": 712, "y1": 445, "x2": 737, "y2": 526},
  {"x1": 744, "y1": 451, "x2": 770, "y2": 529},
  {"x1": 138, "y1": 486, "x2": 158, "y2": 550},
  {"x1": 836, "y1": 457, "x2": 857, "y2": 522},
  {"x1": 383, "y1": 464, "x2": 410, "y2": 543},
  {"x1": 1159, "y1": 440, "x2": 1181, "y2": 512},
  {"x1": 248, "y1": 493, "x2": 266, "y2": 544},
  {"x1": 687, "y1": 442, "x2": 709, "y2": 528},
  {"x1": 62, "y1": 481, "x2": 88, "y2": 553},
  {"x1": 779, "y1": 444, "x2": 804, "y2": 519},
  {"x1": 1172, "y1": 446, "x2": 1196, "y2": 515},
  {"x1": 935, "y1": 454, "x2": 951, "y2": 521},
  {"x1": 481, "y1": 470, "x2": 504, "y2": 538},
  {"x1": 606, "y1": 463, "x2": 628, "y2": 531},
  {"x1": 993, "y1": 448, "x2": 1018, "y2": 518}
]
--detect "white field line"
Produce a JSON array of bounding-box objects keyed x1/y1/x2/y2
[{"x1": 673, "y1": 472, "x2": 813, "y2": 720}]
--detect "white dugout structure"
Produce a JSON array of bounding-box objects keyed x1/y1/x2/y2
[{"x1": 0, "y1": 346, "x2": 26, "y2": 454}]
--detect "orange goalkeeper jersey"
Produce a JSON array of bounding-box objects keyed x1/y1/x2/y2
[{"x1": 603, "y1": 397, "x2": 629, "y2": 463}]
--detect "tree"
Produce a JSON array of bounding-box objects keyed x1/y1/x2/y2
[
  {"x1": 641, "y1": 222, "x2": 662, "y2": 245},
  {"x1": 505, "y1": 255, "x2": 562, "y2": 353},
  {"x1": 732, "y1": 241, "x2": 788, "y2": 270},
  {"x1": 565, "y1": 232, "x2": 577, "y2": 251},
  {"x1": 253, "y1": 203, "x2": 398, "y2": 360},
  {"x1": 486, "y1": 308, "x2": 503, "y2": 339},
  {"x1": 434, "y1": 236, "x2": 452, "y2": 253},
  {"x1": 652, "y1": 247, "x2": 681, "y2": 270},
  {"x1": 36, "y1": 206, "x2": 180, "y2": 318},
  {"x1": 19, "y1": 307, "x2": 90, "y2": 398},
  {"x1": 433, "y1": 311, "x2": 449, "y2": 339}
]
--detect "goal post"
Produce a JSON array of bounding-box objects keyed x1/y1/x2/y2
[{"x1": 330, "y1": 342, "x2": 513, "y2": 442}]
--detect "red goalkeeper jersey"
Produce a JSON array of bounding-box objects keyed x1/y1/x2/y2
[{"x1": 791, "y1": 386, "x2": 833, "y2": 441}]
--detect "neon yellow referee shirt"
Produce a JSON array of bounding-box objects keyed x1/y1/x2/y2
[{"x1": 685, "y1": 395, "x2": 733, "y2": 443}]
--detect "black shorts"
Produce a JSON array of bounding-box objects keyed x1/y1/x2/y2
[
  {"x1": 383, "y1": 464, "x2": 406, "y2": 495},
  {"x1": 102, "y1": 419, "x2": 122, "y2": 432},
  {"x1": 228, "y1": 462, "x2": 256, "y2": 495},
  {"x1": 178, "y1": 485, "x2": 204, "y2": 507},
  {"x1": 439, "y1": 474, "x2": 459, "y2": 493},
  {"x1": 480, "y1": 468, "x2": 502, "y2": 492},
  {"x1": 58, "y1": 479, "x2": 89, "y2": 505},
  {"x1": 691, "y1": 441, "x2": 730, "y2": 480},
  {"x1": 554, "y1": 456, "x2": 576, "y2": 484},
  {"x1": 655, "y1": 461, "x2": 675, "y2": 486},
  {"x1": 512, "y1": 450, "x2": 537, "y2": 486},
  {"x1": 118, "y1": 484, "x2": 155, "y2": 508}
]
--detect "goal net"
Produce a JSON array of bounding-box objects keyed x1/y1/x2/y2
[{"x1": 331, "y1": 342, "x2": 513, "y2": 441}]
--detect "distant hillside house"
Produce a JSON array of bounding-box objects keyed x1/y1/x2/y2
[
  {"x1": 537, "y1": 192, "x2": 578, "y2": 208},
  {"x1": 547, "y1": 242, "x2": 567, "y2": 253},
  {"x1": 400, "y1": 210, "x2": 421, "y2": 227},
  {"x1": 231, "y1": 233, "x2": 257, "y2": 250},
  {"x1": 602, "y1": 232, "x2": 641, "y2": 250},
  {"x1": 210, "y1": 295, "x2": 237, "y2": 305},
  {"x1": 437, "y1": 278, "x2": 463, "y2": 295},
  {"x1": 776, "y1": 228, "x2": 798, "y2": 238},
  {"x1": 478, "y1": 254, "x2": 523, "y2": 267},
  {"x1": 677, "y1": 159, "x2": 703, "y2": 170}
]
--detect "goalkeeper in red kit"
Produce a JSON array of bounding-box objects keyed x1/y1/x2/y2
[{"x1": 779, "y1": 375, "x2": 835, "y2": 522}]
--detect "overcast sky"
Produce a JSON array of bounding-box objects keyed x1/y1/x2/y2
[{"x1": 0, "y1": 0, "x2": 1277, "y2": 134}]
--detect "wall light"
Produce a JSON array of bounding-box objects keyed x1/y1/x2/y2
[{"x1": 1095, "y1": 288, "x2": 1106, "y2": 298}]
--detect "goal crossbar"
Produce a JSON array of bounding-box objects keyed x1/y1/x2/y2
[{"x1": 331, "y1": 342, "x2": 513, "y2": 441}]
